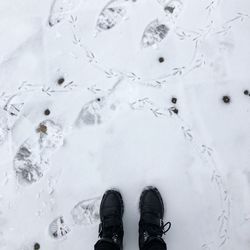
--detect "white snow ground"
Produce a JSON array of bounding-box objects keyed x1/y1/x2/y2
[{"x1": 0, "y1": 0, "x2": 250, "y2": 249}]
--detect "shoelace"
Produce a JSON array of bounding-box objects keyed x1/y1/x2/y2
[
  {"x1": 161, "y1": 221, "x2": 171, "y2": 234},
  {"x1": 142, "y1": 220, "x2": 172, "y2": 238}
]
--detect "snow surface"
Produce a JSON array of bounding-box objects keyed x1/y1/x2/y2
[{"x1": 0, "y1": 0, "x2": 250, "y2": 249}]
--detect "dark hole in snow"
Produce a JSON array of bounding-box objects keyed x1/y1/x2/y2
[
  {"x1": 171, "y1": 97, "x2": 177, "y2": 104},
  {"x1": 165, "y1": 6, "x2": 175, "y2": 13},
  {"x1": 34, "y1": 242, "x2": 40, "y2": 250},
  {"x1": 222, "y1": 96, "x2": 230, "y2": 104},
  {"x1": 96, "y1": 98, "x2": 101, "y2": 102},
  {"x1": 244, "y1": 90, "x2": 249, "y2": 95},
  {"x1": 44, "y1": 109, "x2": 51, "y2": 116},
  {"x1": 159, "y1": 57, "x2": 165, "y2": 63},
  {"x1": 173, "y1": 108, "x2": 179, "y2": 114},
  {"x1": 57, "y1": 77, "x2": 65, "y2": 85}
]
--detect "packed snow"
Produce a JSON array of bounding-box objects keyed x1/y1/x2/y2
[{"x1": 0, "y1": 0, "x2": 250, "y2": 249}]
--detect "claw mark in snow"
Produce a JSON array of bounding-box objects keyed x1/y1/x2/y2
[{"x1": 181, "y1": 126, "x2": 193, "y2": 141}]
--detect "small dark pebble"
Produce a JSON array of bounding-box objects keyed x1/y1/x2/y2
[
  {"x1": 34, "y1": 243, "x2": 40, "y2": 250},
  {"x1": 173, "y1": 108, "x2": 179, "y2": 114},
  {"x1": 96, "y1": 98, "x2": 101, "y2": 102},
  {"x1": 171, "y1": 97, "x2": 177, "y2": 104},
  {"x1": 158, "y1": 57, "x2": 165, "y2": 63},
  {"x1": 222, "y1": 96, "x2": 230, "y2": 104},
  {"x1": 244, "y1": 90, "x2": 249, "y2": 95},
  {"x1": 44, "y1": 109, "x2": 51, "y2": 116},
  {"x1": 37, "y1": 124, "x2": 47, "y2": 134},
  {"x1": 57, "y1": 77, "x2": 65, "y2": 85}
]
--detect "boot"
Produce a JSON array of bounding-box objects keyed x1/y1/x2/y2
[
  {"x1": 97, "y1": 190, "x2": 124, "y2": 249},
  {"x1": 139, "y1": 186, "x2": 171, "y2": 250}
]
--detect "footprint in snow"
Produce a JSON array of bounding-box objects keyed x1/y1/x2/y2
[
  {"x1": 141, "y1": 19, "x2": 170, "y2": 48},
  {"x1": 96, "y1": 0, "x2": 129, "y2": 33},
  {"x1": 141, "y1": 1, "x2": 184, "y2": 48},
  {"x1": 76, "y1": 100, "x2": 102, "y2": 126},
  {"x1": 76, "y1": 97, "x2": 118, "y2": 127},
  {"x1": 48, "y1": 0, "x2": 81, "y2": 27},
  {"x1": 49, "y1": 216, "x2": 71, "y2": 240},
  {"x1": 71, "y1": 197, "x2": 101, "y2": 225},
  {"x1": 48, "y1": 197, "x2": 101, "y2": 239},
  {"x1": 13, "y1": 120, "x2": 64, "y2": 185}
]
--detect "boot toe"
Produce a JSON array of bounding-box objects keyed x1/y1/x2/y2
[
  {"x1": 100, "y1": 190, "x2": 124, "y2": 218},
  {"x1": 139, "y1": 186, "x2": 164, "y2": 217}
]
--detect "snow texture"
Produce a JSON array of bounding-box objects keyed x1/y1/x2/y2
[{"x1": 0, "y1": 0, "x2": 250, "y2": 249}]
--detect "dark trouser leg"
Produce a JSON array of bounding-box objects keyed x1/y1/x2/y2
[
  {"x1": 95, "y1": 239, "x2": 120, "y2": 250},
  {"x1": 142, "y1": 238, "x2": 167, "y2": 250}
]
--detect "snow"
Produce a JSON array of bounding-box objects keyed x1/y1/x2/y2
[{"x1": 0, "y1": 0, "x2": 250, "y2": 249}]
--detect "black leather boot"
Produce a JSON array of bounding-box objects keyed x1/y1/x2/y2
[
  {"x1": 97, "y1": 190, "x2": 124, "y2": 249},
  {"x1": 139, "y1": 186, "x2": 171, "y2": 250}
]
